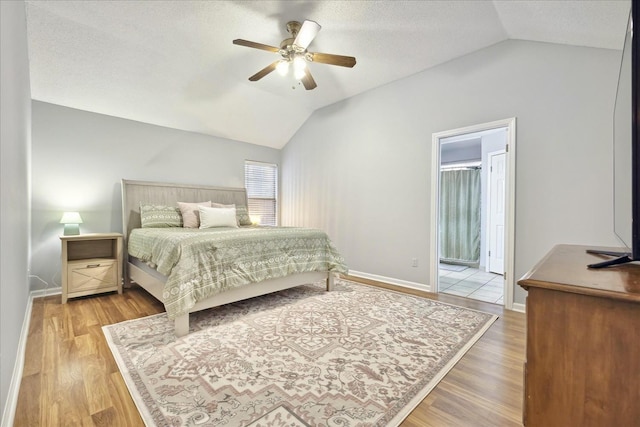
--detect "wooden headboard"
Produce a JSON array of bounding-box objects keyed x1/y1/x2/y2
[{"x1": 121, "y1": 179, "x2": 249, "y2": 243}]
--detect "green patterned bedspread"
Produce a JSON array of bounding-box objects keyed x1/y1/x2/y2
[{"x1": 128, "y1": 227, "x2": 348, "y2": 319}]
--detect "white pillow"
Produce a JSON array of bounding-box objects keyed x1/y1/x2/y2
[{"x1": 198, "y1": 206, "x2": 238, "y2": 229}]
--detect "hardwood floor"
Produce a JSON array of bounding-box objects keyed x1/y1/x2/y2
[{"x1": 14, "y1": 277, "x2": 525, "y2": 426}]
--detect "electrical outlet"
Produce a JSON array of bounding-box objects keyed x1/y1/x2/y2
[{"x1": 411, "y1": 258, "x2": 418, "y2": 267}]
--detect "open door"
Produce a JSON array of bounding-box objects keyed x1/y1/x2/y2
[{"x1": 488, "y1": 151, "x2": 506, "y2": 274}]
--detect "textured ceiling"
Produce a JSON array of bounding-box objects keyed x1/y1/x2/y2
[{"x1": 25, "y1": 0, "x2": 630, "y2": 149}]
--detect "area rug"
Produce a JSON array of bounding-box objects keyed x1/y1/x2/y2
[{"x1": 103, "y1": 279, "x2": 497, "y2": 426}]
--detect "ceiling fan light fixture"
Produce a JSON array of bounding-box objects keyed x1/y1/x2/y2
[
  {"x1": 294, "y1": 66, "x2": 306, "y2": 80},
  {"x1": 233, "y1": 19, "x2": 356, "y2": 90},
  {"x1": 293, "y1": 56, "x2": 306, "y2": 80},
  {"x1": 276, "y1": 60, "x2": 289, "y2": 76}
]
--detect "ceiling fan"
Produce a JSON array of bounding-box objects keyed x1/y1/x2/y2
[{"x1": 233, "y1": 20, "x2": 356, "y2": 90}]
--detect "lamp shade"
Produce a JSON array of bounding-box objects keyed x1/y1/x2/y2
[
  {"x1": 60, "y1": 212, "x2": 83, "y2": 224},
  {"x1": 60, "y1": 212, "x2": 83, "y2": 235}
]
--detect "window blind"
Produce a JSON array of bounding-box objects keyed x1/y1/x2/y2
[{"x1": 245, "y1": 161, "x2": 278, "y2": 226}]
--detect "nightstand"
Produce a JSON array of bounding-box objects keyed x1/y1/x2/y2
[{"x1": 60, "y1": 233, "x2": 123, "y2": 303}]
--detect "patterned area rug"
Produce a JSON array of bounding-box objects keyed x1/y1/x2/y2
[{"x1": 103, "y1": 279, "x2": 497, "y2": 426}]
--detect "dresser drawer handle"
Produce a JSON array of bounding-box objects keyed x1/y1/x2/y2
[{"x1": 86, "y1": 264, "x2": 101, "y2": 268}]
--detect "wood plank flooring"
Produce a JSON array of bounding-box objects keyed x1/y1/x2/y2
[{"x1": 14, "y1": 276, "x2": 525, "y2": 426}]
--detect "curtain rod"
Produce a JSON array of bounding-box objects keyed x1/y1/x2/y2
[{"x1": 441, "y1": 161, "x2": 481, "y2": 170}]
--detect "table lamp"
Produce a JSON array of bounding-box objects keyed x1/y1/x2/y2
[{"x1": 60, "y1": 212, "x2": 83, "y2": 235}]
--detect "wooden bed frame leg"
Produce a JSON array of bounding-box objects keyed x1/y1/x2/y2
[
  {"x1": 327, "y1": 273, "x2": 335, "y2": 291},
  {"x1": 175, "y1": 314, "x2": 189, "y2": 337}
]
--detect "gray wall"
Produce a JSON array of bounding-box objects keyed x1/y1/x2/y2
[
  {"x1": 30, "y1": 102, "x2": 280, "y2": 291},
  {"x1": 281, "y1": 40, "x2": 622, "y2": 305},
  {"x1": 1, "y1": 0, "x2": 32, "y2": 419}
]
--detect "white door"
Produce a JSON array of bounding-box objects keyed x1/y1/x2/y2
[{"x1": 488, "y1": 151, "x2": 506, "y2": 274}]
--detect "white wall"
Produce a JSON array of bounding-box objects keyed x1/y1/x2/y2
[
  {"x1": 30, "y1": 102, "x2": 280, "y2": 291},
  {"x1": 1, "y1": 0, "x2": 32, "y2": 420},
  {"x1": 441, "y1": 139, "x2": 481, "y2": 164},
  {"x1": 281, "y1": 40, "x2": 621, "y2": 305}
]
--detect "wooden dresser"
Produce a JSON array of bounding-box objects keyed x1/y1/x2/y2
[{"x1": 518, "y1": 244, "x2": 640, "y2": 426}]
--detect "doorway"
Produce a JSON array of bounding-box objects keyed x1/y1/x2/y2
[{"x1": 429, "y1": 118, "x2": 516, "y2": 309}]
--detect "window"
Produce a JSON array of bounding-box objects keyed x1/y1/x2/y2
[{"x1": 244, "y1": 161, "x2": 278, "y2": 226}]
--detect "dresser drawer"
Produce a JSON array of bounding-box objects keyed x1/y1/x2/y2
[{"x1": 67, "y1": 258, "x2": 117, "y2": 294}]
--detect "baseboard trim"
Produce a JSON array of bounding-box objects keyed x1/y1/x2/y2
[
  {"x1": 1, "y1": 287, "x2": 60, "y2": 427},
  {"x1": 1, "y1": 292, "x2": 36, "y2": 426},
  {"x1": 348, "y1": 270, "x2": 431, "y2": 293},
  {"x1": 511, "y1": 302, "x2": 526, "y2": 313},
  {"x1": 30, "y1": 286, "x2": 61, "y2": 298}
]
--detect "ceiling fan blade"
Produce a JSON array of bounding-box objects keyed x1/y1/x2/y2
[
  {"x1": 310, "y1": 52, "x2": 356, "y2": 68},
  {"x1": 300, "y1": 67, "x2": 317, "y2": 90},
  {"x1": 293, "y1": 20, "x2": 321, "y2": 49},
  {"x1": 233, "y1": 39, "x2": 280, "y2": 53},
  {"x1": 248, "y1": 61, "x2": 279, "y2": 81}
]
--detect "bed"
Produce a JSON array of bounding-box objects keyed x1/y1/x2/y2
[{"x1": 121, "y1": 179, "x2": 347, "y2": 337}]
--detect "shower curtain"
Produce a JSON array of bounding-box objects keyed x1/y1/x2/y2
[{"x1": 439, "y1": 168, "x2": 481, "y2": 267}]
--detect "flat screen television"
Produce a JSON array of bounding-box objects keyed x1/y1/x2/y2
[{"x1": 588, "y1": 0, "x2": 639, "y2": 268}]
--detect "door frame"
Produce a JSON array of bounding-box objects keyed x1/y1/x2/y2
[{"x1": 429, "y1": 118, "x2": 516, "y2": 309}]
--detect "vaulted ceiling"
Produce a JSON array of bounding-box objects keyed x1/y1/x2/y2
[{"x1": 25, "y1": 1, "x2": 630, "y2": 149}]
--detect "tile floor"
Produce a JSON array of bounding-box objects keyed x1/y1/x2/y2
[{"x1": 438, "y1": 265, "x2": 504, "y2": 304}]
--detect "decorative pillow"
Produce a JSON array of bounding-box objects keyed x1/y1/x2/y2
[
  {"x1": 211, "y1": 202, "x2": 252, "y2": 226},
  {"x1": 177, "y1": 201, "x2": 212, "y2": 228},
  {"x1": 198, "y1": 206, "x2": 238, "y2": 229},
  {"x1": 235, "y1": 205, "x2": 253, "y2": 226},
  {"x1": 140, "y1": 203, "x2": 183, "y2": 228}
]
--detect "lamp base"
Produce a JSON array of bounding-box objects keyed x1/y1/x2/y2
[{"x1": 63, "y1": 224, "x2": 80, "y2": 235}]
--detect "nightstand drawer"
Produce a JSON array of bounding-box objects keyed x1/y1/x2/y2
[{"x1": 67, "y1": 258, "x2": 117, "y2": 293}]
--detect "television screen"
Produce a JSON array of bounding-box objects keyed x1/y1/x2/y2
[
  {"x1": 613, "y1": 9, "x2": 633, "y2": 251},
  {"x1": 588, "y1": 1, "x2": 638, "y2": 268}
]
